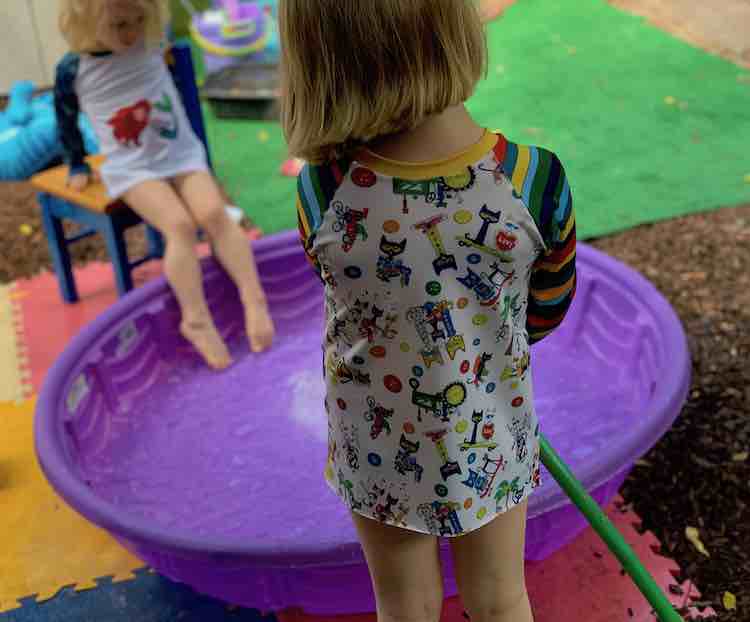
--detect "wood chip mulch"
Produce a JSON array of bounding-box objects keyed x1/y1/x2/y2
[
  {"x1": 0, "y1": 181, "x2": 747, "y2": 620},
  {"x1": 590, "y1": 206, "x2": 749, "y2": 621}
]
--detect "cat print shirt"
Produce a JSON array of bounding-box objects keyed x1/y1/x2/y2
[
  {"x1": 54, "y1": 42, "x2": 208, "y2": 199},
  {"x1": 297, "y1": 131, "x2": 576, "y2": 537}
]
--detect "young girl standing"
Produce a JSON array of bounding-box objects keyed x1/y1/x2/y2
[
  {"x1": 281, "y1": 2, "x2": 576, "y2": 621},
  {"x1": 55, "y1": 0, "x2": 274, "y2": 369}
]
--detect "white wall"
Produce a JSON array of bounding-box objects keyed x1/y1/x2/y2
[
  {"x1": 0, "y1": 0, "x2": 68, "y2": 94},
  {"x1": 31, "y1": 0, "x2": 68, "y2": 86}
]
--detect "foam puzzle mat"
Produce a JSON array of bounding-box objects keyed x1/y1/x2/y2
[
  {"x1": 0, "y1": 399, "x2": 143, "y2": 614},
  {"x1": 0, "y1": 284, "x2": 31, "y2": 403}
]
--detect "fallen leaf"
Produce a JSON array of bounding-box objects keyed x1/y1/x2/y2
[
  {"x1": 685, "y1": 527, "x2": 710, "y2": 557},
  {"x1": 744, "y1": 173, "x2": 750, "y2": 184},
  {"x1": 664, "y1": 95, "x2": 677, "y2": 105},
  {"x1": 723, "y1": 591, "x2": 736, "y2": 611},
  {"x1": 681, "y1": 271, "x2": 707, "y2": 281},
  {"x1": 732, "y1": 451, "x2": 748, "y2": 462},
  {"x1": 19, "y1": 224, "x2": 33, "y2": 236}
]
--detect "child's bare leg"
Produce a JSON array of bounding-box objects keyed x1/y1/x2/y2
[
  {"x1": 351, "y1": 512, "x2": 444, "y2": 622},
  {"x1": 123, "y1": 179, "x2": 232, "y2": 369},
  {"x1": 172, "y1": 170, "x2": 275, "y2": 353},
  {"x1": 449, "y1": 498, "x2": 534, "y2": 622}
]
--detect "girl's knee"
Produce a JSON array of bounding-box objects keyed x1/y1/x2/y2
[
  {"x1": 376, "y1": 588, "x2": 443, "y2": 622},
  {"x1": 163, "y1": 216, "x2": 198, "y2": 242},
  {"x1": 195, "y1": 203, "x2": 230, "y2": 238},
  {"x1": 463, "y1": 586, "x2": 530, "y2": 622}
]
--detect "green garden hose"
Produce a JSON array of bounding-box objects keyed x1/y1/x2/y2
[{"x1": 539, "y1": 434, "x2": 684, "y2": 622}]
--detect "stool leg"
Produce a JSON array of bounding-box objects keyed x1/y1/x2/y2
[
  {"x1": 145, "y1": 225, "x2": 165, "y2": 259},
  {"x1": 102, "y1": 216, "x2": 133, "y2": 297},
  {"x1": 38, "y1": 194, "x2": 79, "y2": 304}
]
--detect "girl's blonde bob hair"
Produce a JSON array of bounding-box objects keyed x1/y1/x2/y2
[
  {"x1": 59, "y1": 0, "x2": 170, "y2": 53},
  {"x1": 279, "y1": 0, "x2": 488, "y2": 164}
]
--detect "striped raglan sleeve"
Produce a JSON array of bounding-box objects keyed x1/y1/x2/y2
[
  {"x1": 53, "y1": 53, "x2": 91, "y2": 178},
  {"x1": 524, "y1": 148, "x2": 577, "y2": 344},
  {"x1": 295, "y1": 159, "x2": 351, "y2": 281},
  {"x1": 296, "y1": 164, "x2": 324, "y2": 279}
]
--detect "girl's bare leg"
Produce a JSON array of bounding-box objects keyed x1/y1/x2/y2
[
  {"x1": 123, "y1": 179, "x2": 232, "y2": 369},
  {"x1": 449, "y1": 498, "x2": 534, "y2": 622},
  {"x1": 351, "y1": 512, "x2": 444, "y2": 622},
  {"x1": 172, "y1": 170, "x2": 275, "y2": 353}
]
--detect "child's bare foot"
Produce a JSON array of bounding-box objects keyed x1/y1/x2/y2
[
  {"x1": 180, "y1": 320, "x2": 233, "y2": 370},
  {"x1": 244, "y1": 299, "x2": 275, "y2": 353}
]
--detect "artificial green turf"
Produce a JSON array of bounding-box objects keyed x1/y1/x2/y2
[{"x1": 198, "y1": 0, "x2": 750, "y2": 238}]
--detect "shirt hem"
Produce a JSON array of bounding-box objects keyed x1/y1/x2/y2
[
  {"x1": 324, "y1": 468, "x2": 539, "y2": 538},
  {"x1": 104, "y1": 159, "x2": 210, "y2": 199}
]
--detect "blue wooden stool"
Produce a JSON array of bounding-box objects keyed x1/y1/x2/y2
[{"x1": 30, "y1": 43, "x2": 212, "y2": 303}]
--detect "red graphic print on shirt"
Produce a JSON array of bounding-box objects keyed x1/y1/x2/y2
[{"x1": 108, "y1": 100, "x2": 152, "y2": 147}]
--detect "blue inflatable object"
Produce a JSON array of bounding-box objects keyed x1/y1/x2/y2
[{"x1": 0, "y1": 80, "x2": 99, "y2": 181}]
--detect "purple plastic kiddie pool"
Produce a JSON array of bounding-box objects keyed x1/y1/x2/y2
[{"x1": 35, "y1": 230, "x2": 690, "y2": 615}]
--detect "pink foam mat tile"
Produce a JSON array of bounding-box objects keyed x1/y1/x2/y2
[{"x1": 16, "y1": 262, "x2": 162, "y2": 394}]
